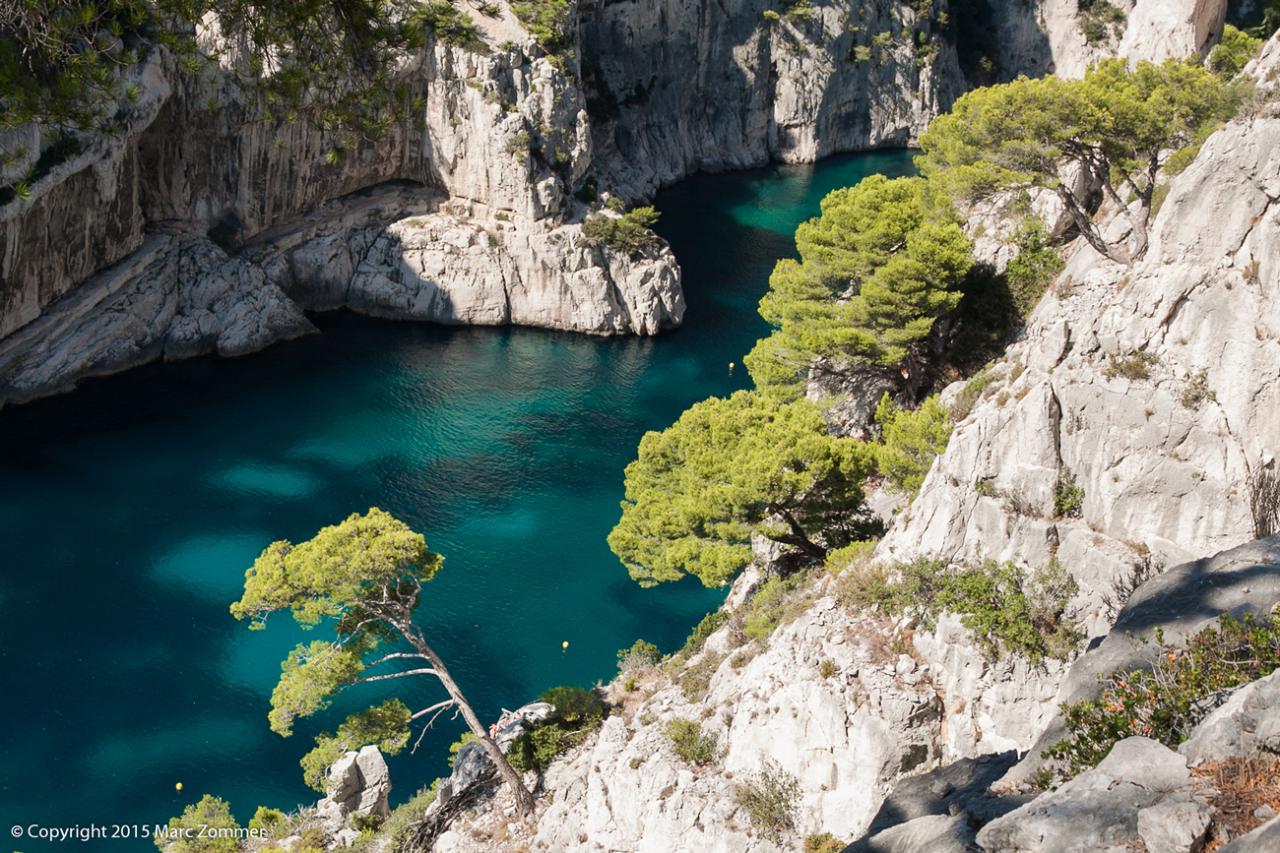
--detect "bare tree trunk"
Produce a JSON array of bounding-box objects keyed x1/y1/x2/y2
[
  {"x1": 1055, "y1": 186, "x2": 1131, "y2": 265},
  {"x1": 403, "y1": 627, "x2": 537, "y2": 817},
  {"x1": 766, "y1": 509, "x2": 828, "y2": 561}
]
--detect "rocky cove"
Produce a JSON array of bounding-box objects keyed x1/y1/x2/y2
[{"x1": 4, "y1": 1, "x2": 1280, "y2": 852}]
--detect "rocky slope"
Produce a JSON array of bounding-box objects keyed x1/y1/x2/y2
[
  {"x1": 0, "y1": 0, "x2": 964, "y2": 409},
  {"x1": 402, "y1": 25, "x2": 1280, "y2": 853}
]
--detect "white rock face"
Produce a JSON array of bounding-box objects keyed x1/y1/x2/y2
[
  {"x1": 582, "y1": 0, "x2": 963, "y2": 198},
  {"x1": 316, "y1": 745, "x2": 393, "y2": 830},
  {"x1": 985, "y1": 0, "x2": 1226, "y2": 81}
]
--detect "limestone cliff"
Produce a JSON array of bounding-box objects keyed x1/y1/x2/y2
[
  {"x1": 0, "y1": 0, "x2": 960, "y2": 409},
  {"x1": 419, "y1": 27, "x2": 1280, "y2": 853}
]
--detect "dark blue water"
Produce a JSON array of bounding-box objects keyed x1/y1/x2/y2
[{"x1": 0, "y1": 150, "x2": 913, "y2": 847}]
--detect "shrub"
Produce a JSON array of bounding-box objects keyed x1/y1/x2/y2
[
  {"x1": 156, "y1": 795, "x2": 240, "y2": 853},
  {"x1": 678, "y1": 653, "x2": 722, "y2": 702},
  {"x1": 617, "y1": 639, "x2": 662, "y2": 674},
  {"x1": 824, "y1": 539, "x2": 877, "y2": 575},
  {"x1": 581, "y1": 206, "x2": 662, "y2": 257},
  {"x1": 872, "y1": 393, "x2": 952, "y2": 496},
  {"x1": 1004, "y1": 219, "x2": 1064, "y2": 318},
  {"x1": 664, "y1": 718, "x2": 720, "y2": 766},
  {"x1": 681, "y1": 610, "x2": 728, "y2": 658},
  {"x1": 510, "y1": 0, "x2": 574, "y2": 57},
  {"x1": 379, "y1": 780, "x2": 440, "y2": 850},
  {"x1": 818, "y1": 659, "x2": 838, "y2": 679},
  {"x1": 741, "y1": 573, "x2": 817, "y2": 642},
  {"x1": 248, "y1": 806, "x2": 286, "y2": 835},
  {"x1": 734, "y1": 760, "x2": 800, "y2": 843},
  {"x1": 415, "y1": 0, "x2": 483, "y2": 49},
  {"x1": 950, "y1": 368, "x2": 994, "y2": 421},
  {"x1": 1044, "y1": 613, "x2": 1280, "y2": 777},
  {"x1": 1179, "y1": 370, "x2": 1216, "y2": 409},
  {"x1": 1053, "y1": 471, "x2": 1085, "y2": 519},
  {"x1": 507, "y1": 685, "x2": 605, "y2": 772},
  {"x1": 842, "y1": 558, "x2": 1080, "y2": 663},
  {"x1": 804, "y1": 833, "x2": 847, "y2": 853},
  {"x1": 1209, "y1": 25, "x2": 1263, "y2": 78},
  {"x1": 1105, "y1": 350, "x2": 1159, "y2": 381}
]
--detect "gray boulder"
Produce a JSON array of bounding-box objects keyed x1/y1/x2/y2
[
  {"x1": 845, "y1": 813, "x2": 975, "y2": 853},
  {"x1": 316, "y1": 745, "x2": 391, "y2": 831},
  {"x1": 1179, "y1": 669, "x2": 1280, "y2": 766},
  {"x1": 977, "y1": 737, "x2": 1212, "y2": 853}
]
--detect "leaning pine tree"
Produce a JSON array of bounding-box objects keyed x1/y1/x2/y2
[
  {"x1": 608, "y1": 390, "x2": 875, "y2": 587},
  {"x1": 230, "y1": 507, "x2": 536, "y2": 816}
]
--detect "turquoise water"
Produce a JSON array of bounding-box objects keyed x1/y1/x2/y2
[{"x1": 0, "y1": 149, "x2": 913, "y2": 848}]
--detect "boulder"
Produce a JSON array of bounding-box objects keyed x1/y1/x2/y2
[
  {"x1": 316, "y1": 745, "x2": 392, "y2": 831},
  {"x1": 1178, "y1": 669, "x2": 1280, "y2": 766},
  {"x1": 977, "y1": 737, "x2": 1212, "y2": 853}
]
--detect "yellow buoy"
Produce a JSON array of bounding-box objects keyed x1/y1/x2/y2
[
  {"x1": 175, "y1": 782, "x2": 184, "y2": 792},
  {"x1": 561, "y1": 640, "x2": 569, "y2": 650},
  {"x1": 728, "y1": 361, "x2": 735, "y2": 372}
]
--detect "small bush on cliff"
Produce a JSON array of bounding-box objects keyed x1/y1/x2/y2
[
  {"x1": 1044, "y1": 613, "x2": 1280, "y2": 777},
  {"x1": 1053, "y1": 471, "x2": 1085, "y2": 519},
  {"x1": 842, "y1": 558, "x2": 1080, "y2": 663},
  {"x1": 581, "y1": 206, "x2": 662, "y2": 257},
  {"x1": 1004, "y1": 219, "x2": 1064, "y2": 318},
  {"x1": 744, "y1": 175, "x2": 971, "y2": 398},
  {"x1": 511, "y1": 0, "x2": 574, "y2": 59},
  {"x1": 1210, "y1": 25, "x2": 1263, "y2": 79},
  {"x1": 507, "y1": 685, "x2": 605, "y2": 773},
  {"x1": 157, "y1": 794, "x2": 240, "y2": 853},
  {"x1": 617, "y1": 639, "x2": 662, "y2": 674},
  {"x1": 871, "y1": 393, "x2": 953, "y2": 496},
  {"x1": 664, "y1": 718, "x2": 720, "y2": 766},
  {"x1": 609, "y1": 390, "x2": 876, "y2": 587},
  {"x1": 734, "y1": 760, "x2": 801, "y2": 844},
  {"x1": 804, "y1": 833, "x2": 847, "y2": 853}
]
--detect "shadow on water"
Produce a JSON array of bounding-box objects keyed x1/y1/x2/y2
[{"x1": 0, "y1": 149, "x2": 914, "y2": 849}]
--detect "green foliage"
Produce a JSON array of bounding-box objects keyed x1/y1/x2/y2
[
  {"x1": 156, "y1": 795, "x2": 240, "y2": 853},
  {"x1": 733, "y1": 760, "x2": 800, "y2": 844},
  {"x1": 918, "y1": 58, "x2": 1239, "y2": 262},
  {"x1": 664, "y1": 718, "x2": 720, "y2": 766},
  {"x1": 300, "y1": 700, "x2": 412, "y2": 793},
  {"x1": 1210, "y1": 25, "x2": 1262, "y2": 79},
  {"x1": 681, "y1": 611, "x2": 728, "y2": 658},
  {"x1": 804, "y1": 833, "x2": 847, "y2": 853},
  {"x1": 609, "y1": 390, "x2": 875, "y2": 587},
  {"x1": 871, "y1": 393, "x2": 952, "y2": 496},
  {"x1": 507, "y1": 685, "x2": 605, "y2": 773},
  {"x1": 510, "y1": 0, "x2": 574, "y2": 57},
  {"x1": 1053, "y1": 471, "x2": 1085, "y2": 519},
  {"x1": 248, "y1": 806, "x2": 286, "y2": 834},
  {"x1": 580, "y1": 206, "x2": 661, "y2": 257},
  {"x1": 843, "y1": 558, "x2": 1080, "y2": 663},
  {"x1": 824, "y1": 539, "x2": 877, "y2": 574},
  {"x1": 1105, "y1": 350, "x2": 1159, "y2": 381},
  {"x1": 617, "y1": 639, "x2": 662, "y2": 673},
  {"x1": 742, "y1": 573, "x2": 813, "y2": 641},
  {"x1": 414, "y1": 1, "x2": 482, "y2": 49},
  {"x1": 447, "y1": 731, "x2": 477, "y2": 767},
  {"x1": 378, "y1": 781, "x2": 440, "y2": 851},
  {"x1": 1180, "y1": 370, "x2": 1216, "y2": 409},
  {"x1": 677, "y1": 652, "x2": 722, "y2": 702},
  {"x1": 231, "y1": 507, "x2": 440, "y2": 631},
  {"x1": 1044, "y1": 613, "x2": 1280, "y2": 777},
  {"x1": 949, "y1": 367, "x2": 993, "y2": 421},
  {"x1": 541, "y1": 685, "x2": 606, "y2": 728},
  {"x1": 1, "y1": 0, "x2": 481, "y2": 153},
  {"x1": 1078, "y1": 0, "x2": 1125, "y2": 44},
  {"x1": 745, "y1": 175, "x2": 971, "y2": 396},
  {"x1": 1004, "y1": 219, "x2": 1064, "y2": 318}
]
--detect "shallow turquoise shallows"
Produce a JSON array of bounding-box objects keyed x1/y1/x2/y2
[{"x1": 0, "y1": 150, "x2": 913, "y2": 849}]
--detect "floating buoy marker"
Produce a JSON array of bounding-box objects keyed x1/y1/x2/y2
[
  {"x1": 728, "y1": 361, "x2": 735, "y2": 372},
  {"x1": 175, "y1": 782, "x2": 183, "y2": 792},
  {"x1": 561, "y1": 640, "x2": 569, "y2": 650}
]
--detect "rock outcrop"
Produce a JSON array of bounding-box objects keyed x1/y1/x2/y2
[
  {"x1": 422, "y1": 31, "x2": 1280, "y2": 853},
  {"x1": 0, "y1": 0, "x2": 961, "y2": 409},
  {"x1": 316, "y1": 745, "x2": 393, "y2": 844}
]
